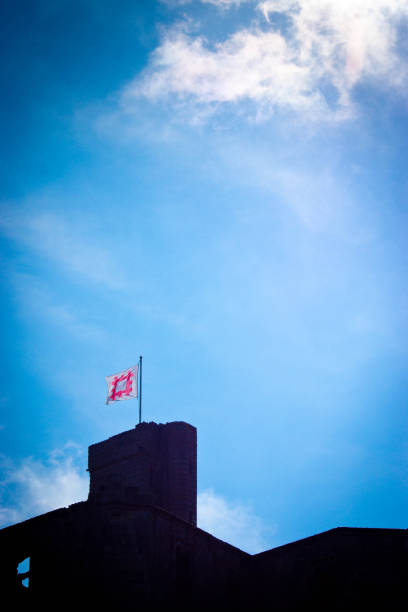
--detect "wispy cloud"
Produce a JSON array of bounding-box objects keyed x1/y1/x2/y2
[
  {"x1": 0, "y1": 208, "x2": 127, "y2": 291},
  {"x1": 124, "y1": 0, "x2": 408, "y2": 122},
  {"x1": 201, "y1": 0, "x2": 247, "y2": 7},
  {"x1": 197, "y1": 488, "x2": 271, "y2": 553},
  {"x1": 11, "y1": 273, "x2": 108, "y2": 343},
  {"x1": 0, "y1": 445, "x2": 89, "y2": 527},
  {"x1": 162, "y1": 0, "x2": 248, "y2": 7}
]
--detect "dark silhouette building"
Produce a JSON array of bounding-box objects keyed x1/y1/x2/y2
[{"x1": 1, "y1": 421, "x2": 406, "y2": 611}]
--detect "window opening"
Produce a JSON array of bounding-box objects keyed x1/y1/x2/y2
[{"x1": 17, "y1": 556, "x2": 30, "y2": 588}]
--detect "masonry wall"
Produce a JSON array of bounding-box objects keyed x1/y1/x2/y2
[
  {"x1": 88, "y1": 421, "x2": 197, "y2": 525},
  {"x1": 0, "y1": 502, "x2": 248, "y2": 611}
]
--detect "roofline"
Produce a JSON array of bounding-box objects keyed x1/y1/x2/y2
[{"x1": 253, "y1": 526, "x2": 408, "y2": 558}]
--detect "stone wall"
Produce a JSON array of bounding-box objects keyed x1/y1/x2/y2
[
  {"x1": 0, "y1": 501, "x2": 248, "y2": 611},
  {"x1": 88, "y1": 421, "x2": 197, "y2": 525}
]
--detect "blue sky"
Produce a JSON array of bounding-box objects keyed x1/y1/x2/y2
[{"x1": 1, "y1": 0, "x2": 407, "y2": 553}]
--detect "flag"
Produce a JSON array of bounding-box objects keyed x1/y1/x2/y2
[{"x1": 106, "y1": 365, "x2": 138, "y2": 404}]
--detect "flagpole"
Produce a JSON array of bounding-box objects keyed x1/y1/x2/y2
[{"x1": 139, "y1": 355, "x2": 142, "y2": 424}]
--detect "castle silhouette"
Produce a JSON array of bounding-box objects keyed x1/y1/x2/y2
[{"x1": 1, "y1": 421, "x2": 406, "y2": 610}]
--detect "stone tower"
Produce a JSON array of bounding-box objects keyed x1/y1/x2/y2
[{"x1": 87, "y1": 421, "x2": 197, "y2": 525}]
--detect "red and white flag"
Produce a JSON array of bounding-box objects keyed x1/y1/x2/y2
[{"x1": 105, "y1": 365, "x2": 138, "y2": 404}]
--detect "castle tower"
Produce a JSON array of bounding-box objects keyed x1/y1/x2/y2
[{"x1": 87, "y1": 421, "x2": 197, "y2": 525}]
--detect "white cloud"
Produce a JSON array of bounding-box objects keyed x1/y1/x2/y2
[
  {"x1": 124, "y1": 25, "x2": 320, "y2": 118},
  {"x1": 197, "y1": 488, "x2": 270, "y2": 553},
  {"x1": 124, "y1": 0, "x2": 408, "y2": 122},
  {"x1": 0, "y1": 445, "x2": 89, "y2": 527}
]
